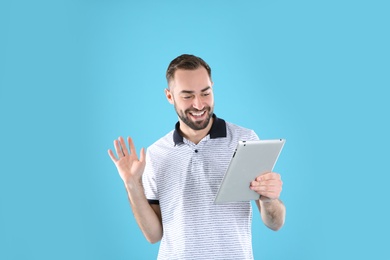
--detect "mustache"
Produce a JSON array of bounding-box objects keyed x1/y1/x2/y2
[{"x1": 185, "y1": 107, "x2": 210, "y2": 113}]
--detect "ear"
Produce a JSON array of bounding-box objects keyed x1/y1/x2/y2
[{"x1": 165, "y1": 88, "x2": 174, "y2": 105}]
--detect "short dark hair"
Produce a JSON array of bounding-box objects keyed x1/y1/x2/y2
[{"x1": 166, "y1": 54, "x2": 212, "y2": 88}]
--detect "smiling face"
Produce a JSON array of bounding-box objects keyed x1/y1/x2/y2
[{"x1": 165, "y1": 67, "x2": 214, "y2": 132}]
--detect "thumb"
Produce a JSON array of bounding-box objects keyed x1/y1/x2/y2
[{"x1": 139, "y1": 147, "x2": 146, "y2": 163}]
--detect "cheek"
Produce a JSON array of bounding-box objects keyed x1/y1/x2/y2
[
  {"x1": 207, "y1": 96, "x2": 214, "y2": 106},
  {"x1": 175, "y1": 100, "x2": 192, "y2": 111}
]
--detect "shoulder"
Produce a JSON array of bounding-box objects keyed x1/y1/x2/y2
[
  {"x1": 144, "y1": 130, "x2": 176, "y2": 171},
  {"x1": 147, "y1": 130, "x2": 175, "y2": 154},
  {"x1": 225, "y1": 121, "x2": 259, "y2": 141}
]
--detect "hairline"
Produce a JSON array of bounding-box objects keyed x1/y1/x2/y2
[{"x1": 167, "y1": 68, "x2": 213, "y2": 90}]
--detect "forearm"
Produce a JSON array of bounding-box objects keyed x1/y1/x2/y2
[
  {"x1": 256, "y1": 198, "x2": 286, "y2": 231},
  {"x1": 125, "y1": 180, "x2": 163, "y2": 243}
]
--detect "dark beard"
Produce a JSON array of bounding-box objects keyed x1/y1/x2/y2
[{"x1": 175, "y1": 105, "x2": 213, "y2": 131}]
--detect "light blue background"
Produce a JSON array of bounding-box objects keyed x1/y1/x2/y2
[{"x1": 1, "y1": 0, "x2": 389, "y2": 259}]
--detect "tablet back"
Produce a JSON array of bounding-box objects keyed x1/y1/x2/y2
[{"x1": 214, "y1": 139, "x2": 285, "y2": 203}]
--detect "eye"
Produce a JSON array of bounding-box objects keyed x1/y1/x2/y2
[
  {"x1": 183, "y1": 96, "x2": 192, "y2": 100},
  {"x1": 202, "y1": 92, "x2": 210, "y2": 97}
]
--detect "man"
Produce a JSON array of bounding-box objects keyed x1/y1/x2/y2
[{"x1": 108, "y1": 54, "x2": 286, "y2": 259}]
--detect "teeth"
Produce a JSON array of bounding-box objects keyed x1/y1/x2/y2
[{"x1": 191, "y1": 111, "x2": 205, "y2": 116}]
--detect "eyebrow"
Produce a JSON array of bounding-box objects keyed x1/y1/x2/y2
[{"x1": 179, "y1": 86, "x2": 212, "y2": 94}]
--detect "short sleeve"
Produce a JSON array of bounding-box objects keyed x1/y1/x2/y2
[{"x1": 142, "y1": 149, "x2": 159, "y2": 201}]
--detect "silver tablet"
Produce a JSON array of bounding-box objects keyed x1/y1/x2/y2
[{"x1": 214, "y1": 139, "x2": 285, "y2": 204}]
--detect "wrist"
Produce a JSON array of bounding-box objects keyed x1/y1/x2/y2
[
  {"x1": 125, "y1": 177, "x2": 143, "y2": 191},
  {"x1": 260, "y1": 196, "x2": 275, "y2": 203}
]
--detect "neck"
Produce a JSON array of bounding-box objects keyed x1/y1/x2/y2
[{"x1": 179, "y1": 117, "x2": 214, "y2": 145}]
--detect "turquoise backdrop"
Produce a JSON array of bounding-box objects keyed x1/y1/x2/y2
[{"x1": 1, "y1": 0, "x2": 389, "y2": 259}]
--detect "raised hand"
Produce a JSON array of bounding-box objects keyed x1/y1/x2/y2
[{"x1": 108, "y1": 136, "x2": 146, "y2": 184}]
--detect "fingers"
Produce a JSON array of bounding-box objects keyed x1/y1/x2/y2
[
  {"x1": 119, "y1": 137, "x2": 129, "y2": 156},
  {"x1": 256, "y1": 172, "x2": 281, "y2": 182},
  {"x1": 250, "y1": 172, "x2": 283, "y2": 199},
  {"x1": 107, "y1": 149, "x2": 118, "y2": 162},
  {"x1": 113, "y1": 136, "x2": 131, "y2": 158},
  {"x1": 129, "y1": 138, "x2": 146, "y2": 163},
  {"x1": 250, "y1": 182, "x2": 282, "y2": 193},
  {"x1": 114, "y1": 139, "x2": 124, "y2": 158},
  {"x1": 250, "y1": 180, "x2": 282, "y2": 191},
  {"x1": 250, "y1": 185, "x2": 282, "y2": 199},
  {"x1": 108, "y1": 136, "x2": 145, "y2": 159},
  {"x1": 139, "y1": 147, "x2": 146, "y2": 163},
  {"x1": 128, "y1": 137, "x2": 137, "y2": 157},
  {"x1": 109, "y1": 136, "x2": 145, "y2": 162}
]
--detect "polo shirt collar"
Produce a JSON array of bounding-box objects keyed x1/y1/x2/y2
[{"x1": 173, "y1": 114, "x2": 227, "y2": 145}]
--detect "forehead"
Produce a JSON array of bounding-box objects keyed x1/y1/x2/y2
[{"x1": 171, "y1": 67, "x2": 212, "y2": 91}]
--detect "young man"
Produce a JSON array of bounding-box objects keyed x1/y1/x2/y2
[{"x1": 108, "y1": 54, "x2": 286, "y2": 259}]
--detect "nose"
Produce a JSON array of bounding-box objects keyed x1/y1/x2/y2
[{"x1": 192, "y1": 95, "x2": 205, "y2": 110}]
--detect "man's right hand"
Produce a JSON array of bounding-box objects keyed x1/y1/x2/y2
[
  {"x1": 108, "y1": 137, "x2": 162, "y2": 243},
  {"x1": 108, "y1": 136, "x2": 146, "y2": 185}
]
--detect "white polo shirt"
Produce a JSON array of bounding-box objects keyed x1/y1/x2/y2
[{"x1": 143, "y1": 115, "x2": 259, "y2": 260}]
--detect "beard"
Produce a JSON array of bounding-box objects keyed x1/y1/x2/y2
[{"x1": 174, "y1": 104, "x2": 214, "y2": 131}]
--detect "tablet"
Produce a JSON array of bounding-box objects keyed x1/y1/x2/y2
[{"x1": 214, "y1": 139, "x2": 285, "y2": 204}]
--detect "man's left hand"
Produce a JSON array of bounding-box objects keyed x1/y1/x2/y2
[{"x1": 250, "y1": 172, "x2": 283, "y2": 201}]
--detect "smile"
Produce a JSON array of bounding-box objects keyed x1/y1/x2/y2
[{"x1": 189, "y1": 110, "x2": 206, "y2": 118}]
